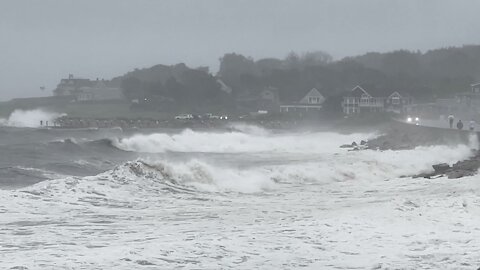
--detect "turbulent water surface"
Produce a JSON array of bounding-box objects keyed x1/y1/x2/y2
[{"x1": 1, "y1": 123, "x2": 480, "y2": 269}]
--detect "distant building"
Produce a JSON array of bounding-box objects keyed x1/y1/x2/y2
[
  {"x1": 53, "y1": 74, "x2": 92, "y2": 97},
  {"x1": 280, "y1": 88, "x2": 325, "y2": 113},
  {"x1": 472, "y1": 83, "x2": 480, "y2": 93},
  {"x1": 53, "y1": 75, "x2": 124, "y2": 101},
  {"x1": 423, "y1": 82, "x2": 480, "y2": 119},
  {"x1": 77, "y1": 80, "x2": 124, "y2": 101},
  {"x1": 404, "y1": 83, "x2": 480, "y2": 120},
  {"x1": 342, "y1": 85, "x2": 413, "y2": 115},
  {"x1": 384, "y1": 91, "x2": 414, "y2": 114},
  {"x1": 235, "y1": 86, "x2": 280, "y2": 113}
]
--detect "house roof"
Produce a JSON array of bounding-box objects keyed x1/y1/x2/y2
[
  {"x1": 387, "y1": 91, "x2": 400, "y2": 98},
  {"x1": 387, "y1": 91, "x2": 413, "y2": 99},
  {"x1": 471, "y1": 83, "x2": 480, "y2": 87},
  {"x1": 349, "y1": 85, "x2": 371, "y2": 97},
  {"x1": 346, "y1": 85, "x2": 413, "y2": 98},
  {"x1": 59, "y1": 78, "x2": 93, "y2": 88},
  {"x1": 304, "y1": 88, "x2": 324, "y2": 98},
  {"x1": 291, "y1": 87, "x2": 324, "y2": 102}
]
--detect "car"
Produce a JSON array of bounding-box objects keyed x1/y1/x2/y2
[
  {"x1": 406, "y1": 116, "x2": 420, "y2": 125},
  {"x1": 174, "y1": 114, "x2": 194, "y2": 120},
  {"x1": 204, "y1": 113, "x2": 220, "y2": 119},
  {"x1": 219, "y1": 115, "x2": 229, "y2": 120}
]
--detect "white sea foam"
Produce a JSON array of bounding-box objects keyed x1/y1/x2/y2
[
  {"x1": 469, "y1": 132, "x2": 479, "y2": 150},
  {"x1": 1, "y1": 129, "x2": 479, "y2": 269},
  {"x1": 113, "y1": 128, "x2": 375, "y2": 154},
  {"x1": 228, "y1": 122, "x2": 270, "y2": 136},
  {"x1": 20, "y1": 141, "x2": 474, "y2": 196},
  {"x1": 0, "y1": 109, "x2": 64, "y2": 128}
]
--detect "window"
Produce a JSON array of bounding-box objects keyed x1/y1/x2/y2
[
  {"x1": 309, "y1": 97, "x2": 320, "y2": 104},
  {"x1": 360, "y1": 96, "x2": 369, "y2": 104}
]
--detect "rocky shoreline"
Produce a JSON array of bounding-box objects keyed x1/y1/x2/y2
[
  {"x1": 413, "y1": 151, "x2": 480, "y2": 179},
  {"x1": 341, "y1": 120, "x2": 480, "y2": 179}
]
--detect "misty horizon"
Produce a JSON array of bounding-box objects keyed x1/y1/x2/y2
[{"x1": 2, "y1": 0, "x2": 480, "y2": 101}]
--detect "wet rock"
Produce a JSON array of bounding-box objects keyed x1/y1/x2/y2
[
  {"x1": 340, "y1": 144, "x2": 353, "y2": 148},
  {"x1": 447, "y1": 170, "x2": 476, "y2": 179},
  {"x1": 432, "y1": 163, "x2": 450, "y2": 173},
  {"x1": 413, "y1": 152, "x2": 480, "y2": 179},
  {"x1": 136, "y1": 260, "x2": 155, "y2": 266},
  {"x1": 452, "y1": 159, "x2": 480, "y2": 171},
  {"x1": 340, "y1": 141, "x2": 362, "y2": 149}
]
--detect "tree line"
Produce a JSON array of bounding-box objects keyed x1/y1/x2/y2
[{"x1": 117, "y1": 45, "x2": 480, "y2": 113}]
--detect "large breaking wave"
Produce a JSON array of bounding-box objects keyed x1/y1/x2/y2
[
  {"x1": 2, "y1": 125, "x2": 479, "y2": 269},
  {"x1": 112, "y1": 128, "x2": 375, "y2": 154},
  {"x1": 2, "y1": 125, "x2": 476, "y2": 194},
  {"x1": 0, "y1": 109, "x2": 64, "y2": 128},
  {"x1": 18, "y1": 142, "x2": 474, "y2": 197}
]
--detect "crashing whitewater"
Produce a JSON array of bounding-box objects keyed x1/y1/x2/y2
[
  {"x1": 1, "y1": 125, "x2": 480, "y2": 269},
  {"x1": 0, "y1": 109, "x2": 63, "y2": 128}
]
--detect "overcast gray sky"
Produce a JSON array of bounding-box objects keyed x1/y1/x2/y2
[{"x1": 1, "y1": 0, "x2": 480, "y2": 101}]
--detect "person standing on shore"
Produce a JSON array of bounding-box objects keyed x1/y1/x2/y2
[
  {"x1": 469, "y1": 119, "x2": 476, "y2": 131},
  {"x1": 457, "y1": 120, "x2": 464, "y2": 130},
  {"x1": 448, "y1": 114, "x2": 455, "y2": 128}
]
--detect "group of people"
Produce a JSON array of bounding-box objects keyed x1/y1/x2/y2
[{"x1": 448, "y1": 114, "x2": 476, "y2": 131}]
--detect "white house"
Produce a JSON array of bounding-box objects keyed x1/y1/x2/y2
[{"x1": 280, "y1": 88, "x2": 325, "y2": 113}]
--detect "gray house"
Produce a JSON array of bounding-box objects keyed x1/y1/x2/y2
[{"x1": 342, "y1": 85, "x2": 413, "y2": 115}]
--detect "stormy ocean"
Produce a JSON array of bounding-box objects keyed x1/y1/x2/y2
[{"x1": 1, "y1": 111, "x2": 480, "y2": 269}]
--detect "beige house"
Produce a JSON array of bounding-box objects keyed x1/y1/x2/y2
[
  {"x1": 53, "y1": 74, "x2": 92, "y2": 96},
  {"x1": 53, "y1": 75, "x2": 124, "y2": 102},
  {"x1": 280, "y1": 88, "x2": 325, "y2": 113},
  {"x1": 76, "y1": 81, "x2": 124, "y2": 101}
]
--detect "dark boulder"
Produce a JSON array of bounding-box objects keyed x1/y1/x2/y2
[
  {"x1": 340, "y1": 144, "x2": 352, "y2": 148},
  {"x1": 447, "y1": 170, "x2": 476, "y2": 179},
  {"x1": 432, "y1": 163, "x2": 450, "y2": 173}
]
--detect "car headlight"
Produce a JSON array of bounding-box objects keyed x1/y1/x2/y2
[
  {"x1": 415, "y1": 117, "x2": 419, "y2": 121},
  {"x1": 407, "y1": 117, "x2": 412, "y2": 122}
]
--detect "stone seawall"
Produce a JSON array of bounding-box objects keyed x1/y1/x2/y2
[{"x1": 367, "y1": 120, "x2": 478, "y2": 150}]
